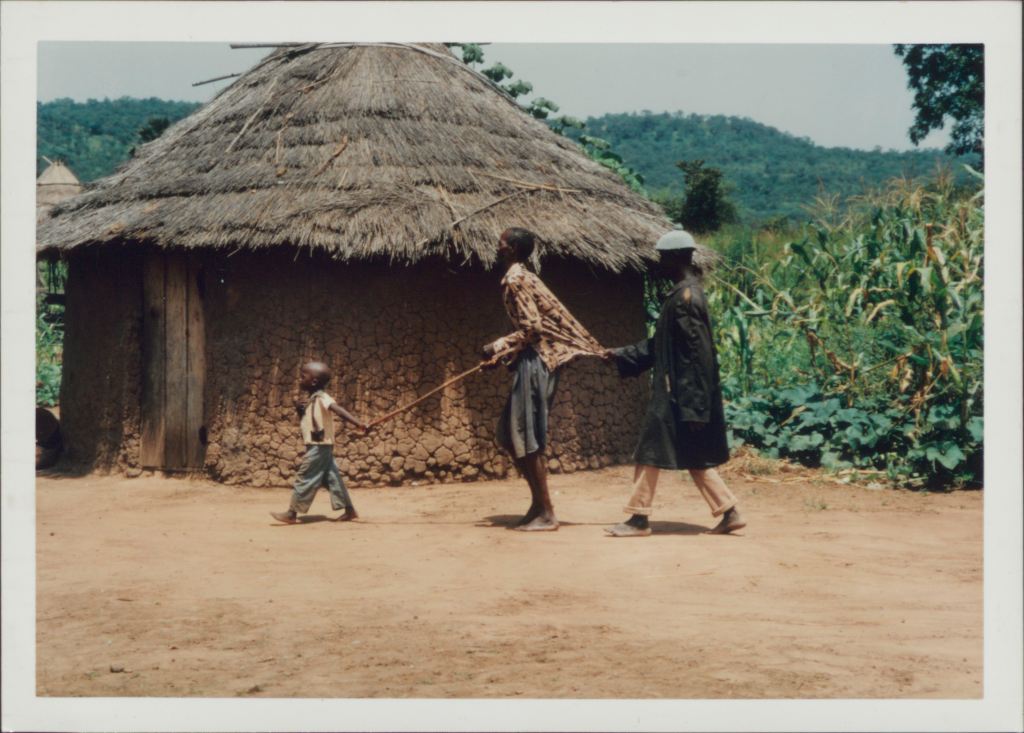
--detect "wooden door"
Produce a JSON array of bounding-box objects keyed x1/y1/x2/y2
[{"x1": 141, "y1": 250, "x2": 206, "y2": 470}]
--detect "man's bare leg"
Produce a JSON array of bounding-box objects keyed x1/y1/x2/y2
[
  {"x1": 707, "y1": 507, "x2": 745, "y2": 534},
  {"x1": 690, "y1": 468, "x2": 746, "y2": 534},
  {"x1": 515, "y1": 452, "x2": 558, "y2": 531},
  {"x1": 512, "y1": 456, "x2": 542, "y2": 527},
  {"x1": 605, "y1": 465, "x2": 658, "y2": 537}
]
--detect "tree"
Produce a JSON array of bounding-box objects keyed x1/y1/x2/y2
[
  {"x1": 137, "y1": 116, "x2": 171, "y2": 143},
  {"x1": 578, "y1": 134, "x2": 644, "y2": 193},
  {"x1": 38, "y1": 98, "x2": 200, "y2": 180},
  {"x1": 894, "y1": 44, "x2": 984, "y2": 161},
  {"x1": 129, "y1": 116, "x2": 172, "y2": 158},
  {"x1": 675, "y1": 159, "x2": 737, "y2": 234},
  {"x1": 447, "y1": 43, "x2": 553, "y2": 115}
]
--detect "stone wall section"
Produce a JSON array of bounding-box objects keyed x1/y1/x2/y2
[
  {"x1": 60, "y1": 246, "x2": 144, "y2": 472},
  {"x1": 58, "y1": 248, "x2": 648, "y2": 486},
  {"x1": 201, "y1": 252, "x2": 648, "y2": 487}
]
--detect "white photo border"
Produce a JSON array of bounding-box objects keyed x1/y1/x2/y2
[{"x1": 3, "y1": 2, "x2": 1021, "y2": 731}]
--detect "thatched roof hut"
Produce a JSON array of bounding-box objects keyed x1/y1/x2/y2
[
  {"x1": 37, "y1": 43, "x2": 665, "y2": 486},
  {"x1": 36, "y1": 158, "x2": 82, "y2": 221},
  {"x1": 38, "y1": 42, "x2": 667, "y2": 266}
]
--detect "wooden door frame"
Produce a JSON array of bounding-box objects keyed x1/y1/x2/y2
[{"x1": 140, "y1": 249, "x2": 206, "y2": 471}]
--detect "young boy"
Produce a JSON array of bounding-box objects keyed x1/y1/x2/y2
[{"x1": 270, "y1": 361, "x2": 369, "y2": 524}]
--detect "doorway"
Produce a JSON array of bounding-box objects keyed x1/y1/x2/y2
[{"x1": 141, "y1": 250, "x2": 206, "y2": 469}]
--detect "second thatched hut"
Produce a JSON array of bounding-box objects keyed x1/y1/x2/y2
[
  {"x1": 37, "y1": 42, "x2": 670, "y2": 487},
  {"x1": 37, "y1": 158, "x2": 83, "y2": 222}
]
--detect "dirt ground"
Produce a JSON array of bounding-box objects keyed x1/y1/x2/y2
[{"x1": 35, "y1": 461, "x2": 982, "y2": 699}]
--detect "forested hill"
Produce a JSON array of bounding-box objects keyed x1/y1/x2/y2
[
  {"x1": 37, "y1": 98, "x2": 201, "y2": 182},
  {"x1": 39, "y1": 99, "x2": 976, "y2": 223},
  {"x1": 575, "y1": 112, "x2": 975, "y2": 222}
]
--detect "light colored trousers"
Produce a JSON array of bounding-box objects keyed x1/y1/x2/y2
[
  {"x1": 625, "y1": 464, "x2": 737, "y2": 517},
  {"x1": 289, "y1": 444, "x2": 354, "y2": 514}
]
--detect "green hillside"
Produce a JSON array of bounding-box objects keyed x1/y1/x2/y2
[
  {"x1": 37, "y1": 97, "x2": 201, "y2": 182},
  {"x1": 38, "y1": 100, "x2": 978, "y2": 224},
  {"x1": 572, "y1": 112, "x2": 977, "y2": 222}
]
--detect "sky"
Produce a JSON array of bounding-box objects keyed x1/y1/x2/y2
[{"x1": 36, "y1": 41, "x2": 950, "y2": 153}]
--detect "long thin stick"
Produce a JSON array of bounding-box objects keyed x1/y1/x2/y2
[
  {"x1": 225, "y1": 76, "x2": 279, "y2": 153},
  {"x1": 192, "y1": 72, "x2": 243, "y2": 87},
  {"x1": 230, "y1": 43, "x2": 305, "y2": 49},
  {"x1": 476, "y1": 171, "x2": 581, "y2": 194},
  {"x1": 367, "y1": 349, "x2": 514, "y2": 428},
  {"x1": 413, "y1": 190, "x2": 530, "y2": 249},
  {"x1": 312, "y1": 136, "x2": 349, "y2": 177}
]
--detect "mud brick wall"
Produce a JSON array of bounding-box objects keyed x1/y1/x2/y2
[
  {"x1": 201, "y1": 251, "x2": 649, "y2": 487},
  {"x1": 59, "y1": 246, "x2": 144, "y2": 472}
]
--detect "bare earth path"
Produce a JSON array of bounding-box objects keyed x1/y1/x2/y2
[{"x1": 35, "y1": 465, "x2": 981, "y2": 698}]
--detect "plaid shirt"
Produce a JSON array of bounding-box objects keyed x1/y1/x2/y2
[{"x1": 487, "y1": 263, "x2": 604, "y2": 372}]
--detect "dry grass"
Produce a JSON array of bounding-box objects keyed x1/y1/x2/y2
[
  {"x1": 724, "y1": 445, "x2": 901, "y2": 493},
  {"x1": 38, "y1": 43, "x2": 670, "y2": 272}
]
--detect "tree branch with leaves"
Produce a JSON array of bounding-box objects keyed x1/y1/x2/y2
[{"x1": 894, "y1": 44, "x2": 983, "y2": 164}]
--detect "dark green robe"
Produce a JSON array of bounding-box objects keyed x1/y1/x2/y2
[{"x1": 614, "y1": 274, "x2": 730, "y2": 470}]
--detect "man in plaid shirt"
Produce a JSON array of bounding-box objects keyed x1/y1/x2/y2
[{"x1": 483, "y1": 227, "x2": 605, "y2": 531}]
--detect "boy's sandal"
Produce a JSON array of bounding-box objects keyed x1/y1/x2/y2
[
  {"x1": 604, "y1": 522, "x2": 652, "y2": 537},
  {"x1": 270, "y1": 511, "x2": 298, "y2": 524}
]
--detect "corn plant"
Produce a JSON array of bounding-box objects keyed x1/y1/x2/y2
[{"x1": 709, "y1": 169, "x2": 983, "y2": 487}]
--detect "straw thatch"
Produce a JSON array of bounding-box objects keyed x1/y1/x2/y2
[
  {"x1": 37, "y1": 159, "x2": 82, "y2": 218},
  {"x1": 37, "y1": 43, "x2": 672, "y2": 271}
]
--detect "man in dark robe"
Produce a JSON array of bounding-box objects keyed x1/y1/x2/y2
[{"x1": 602, "y1": 229, "x2": 746, "y2": 537}]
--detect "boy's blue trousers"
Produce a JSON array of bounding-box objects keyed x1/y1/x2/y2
[{"x1": 289, "y1": 444, "x2": 353, "y2": 513}]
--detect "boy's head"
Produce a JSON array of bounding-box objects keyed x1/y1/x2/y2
[
  {"x1": 498, "y1": 227, "x2": 536, "y2": 265},
  {"x1": 299, "y1": 361, "x2": 332, "y2": 391}
]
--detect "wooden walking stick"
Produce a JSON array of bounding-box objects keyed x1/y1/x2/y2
[{"x1": 366, "y1": 348, "x2": 517, "y2": 429}]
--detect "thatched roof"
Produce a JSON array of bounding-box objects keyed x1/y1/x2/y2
[
  {"x1": 36, "y1": 159, "x2": 82, "y2": 213},
  {"x1": 37, "y1": 43, "x2": 672, "y2": 271}
]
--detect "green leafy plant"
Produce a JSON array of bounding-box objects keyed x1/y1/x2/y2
[
  {"x1": 36, "y1": 303, "x2": 63, "y2": 407},
  {"x1": 894, "y1": 44, "x2": 984, "y2": 161},
  {"x1": 578, "y1": 134, "x2": 645, "y2": 194},
  {"x1": 712, "y1": 170, "x2": 983, "y2": 487}
]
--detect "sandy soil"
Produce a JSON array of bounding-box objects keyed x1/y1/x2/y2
[{"x1": 35, "y1": 463, "x2": 982, "y2": 698}]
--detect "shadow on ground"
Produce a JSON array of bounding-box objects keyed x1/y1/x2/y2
[
  {"x1": 647, "y1": 520, "x2": 711, "y2": 535},
  {"x1": 269, "y1": 514, "x2": 333, "y2": 526}
]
